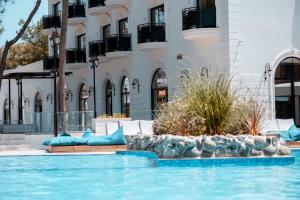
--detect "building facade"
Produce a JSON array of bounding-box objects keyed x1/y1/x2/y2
[{"x1": 0, "y1": 0, "x2": 300, "y2": 131}]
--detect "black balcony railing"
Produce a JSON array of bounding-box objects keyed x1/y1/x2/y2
[
  {"x1": 88, "y1": 0, "x2": 106, "y2": 8},
  {"x1": 182, "y1": 6, "x2": 216, "y2": 31},
  {"x1": 105, "y1": 34, "x2": 132, "y2": 53},
  {"x1": 137, "y1": 23, "x2": 166, "y2": 44},
  {"x1": 42, "y1": 15, "x2": 61, "y2": 29},
  {"x1": 68, "y1": 2, "x2": 86, "y2": 18},
  {"x1": 43, "y1": 57, "x2": 59, "y2": 70},
  {"x1": 66, "y1": 49, "x2": 86, "y2": 63},
  {"x1": 89, "y1": 40, "x2": 105, "y2": 57}
]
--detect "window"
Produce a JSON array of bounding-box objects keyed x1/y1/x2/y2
[
  {"x1": 106, "y1": 80, "x2": 113, "y2": 116},
  {"x1": 201, "y1": 0, "x2": 215, "y2": 8},
  {"x1": 275, "y1": 57, "x2": 300, "y2": 126},
  {"x1": 35, "y1": 92, "x2": 42, "y2": 113},
  {"x1": 3, "y1": 99, "x2": 9, "y2": 125},
  {"x1": 151, "y1": 5, "x2": 165, "y2": 24},
  {"x1": 79, "y1": 83, "x2": 89, "y2": 131},
  {"x1": 119, "y1": 18, "x2": 128, "y2": 35},
  {"x1": 77, "y1": 34, "x2": 86, "y2": 49},
  {"x1": 103, "y1": 24, "x2": 111, "y2": 39},
  {"x1": 53, "y1": 2, "x2": 61, "y2": 16},
  {"x1": 121, "y1": 77, "x2": 130, "y2": 117},
  {"x1": 151, "y1": 69, "x2": 168, "y2": 117}
]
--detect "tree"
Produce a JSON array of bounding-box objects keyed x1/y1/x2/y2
[
  {"x1": 58, "y1": 0, "x2": 68, "y2": 130},
  {"x1": 4, "y1": 19, "x2": 48, "y2": 69},
  {"x1": 0, "y1": 0, "x2": 41, "y2": 90}
]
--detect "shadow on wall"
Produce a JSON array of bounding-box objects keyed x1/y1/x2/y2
[{"x1": 292, "y1": 0, "x2": 300, "y2": 48}]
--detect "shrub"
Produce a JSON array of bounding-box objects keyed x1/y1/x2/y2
[
  {"x1": 97, "y1": 113, "x2": 128, "y2": 119},
  {"x1": 154, "y1": 71, "x2": 244, "y2": 136}
]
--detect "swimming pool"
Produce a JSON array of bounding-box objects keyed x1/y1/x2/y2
[{"x1": 0, "y1": 150, "x2": 299, "y2": 200}]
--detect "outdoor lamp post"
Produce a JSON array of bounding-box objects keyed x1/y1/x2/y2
[
  {"x1": 89, "y1": 55, "x2": 99, "y2": 118},
  {"x1": 50, "y1": 29, "x2": 60, "y2": 137}
]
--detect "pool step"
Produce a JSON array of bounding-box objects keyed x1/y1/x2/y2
[
  {"x1": 0, "y1": 134, "x2": 26, "y2": 140},
  {"x1": 0, "y1": 144, "x2": 32, "y2": 151}
]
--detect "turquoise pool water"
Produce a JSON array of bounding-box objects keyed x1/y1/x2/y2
[{"x1": 0, "y1": 151, "x2": 299, "y2": 200}]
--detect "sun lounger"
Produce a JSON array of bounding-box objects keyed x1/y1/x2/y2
[
  {"x1": 119, "y1": 120, "x2": 141, "y2": 136},
  {"x1": 139, "y1": 120, "x2": 154, "y2": 136},
  {"x1": 106, "y1": 121, "x2": 119, "y2": 135}
]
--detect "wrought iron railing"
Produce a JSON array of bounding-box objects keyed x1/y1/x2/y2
[
  {"x1": 89, "y1": 40, "x2": 105, "y2": 57},
  {"x1": 66, "y1": 48, "x2": 87, "y2": 63},
  {"x1": 182, "y1": 6, "x2": 216, "y2": 31},
  {"x1": 137, "y1": 23, "x2": 166, "y2": 44},
  {"x1": 68, "y1": 1, "x2": 86, "y2": 18},
  {"x1": 105, "y1": 34, "x2": 132, "y2": 53},
  {"x1": 42, "y1": 15, "x2": 61, "y2": 29},
  {"x1": 88, "y1": 0, "x2": 106, "y2": 8}
]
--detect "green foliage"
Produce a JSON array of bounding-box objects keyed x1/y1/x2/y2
[
  {"x1": 97, "y1": 113, "x2": 128, "y2": 119},
  {"x1": 3, "y1": 19, "x2": 48, "y2": 68},
  {"x1": 154, "y1": 71, "x2": 245, "y2": 136}
]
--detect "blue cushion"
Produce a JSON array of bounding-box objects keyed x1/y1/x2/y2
[
  {"x1": 288, "y1": 124, "x2": 298, "y2": 131},
  {"x1": 87, "y1": 127, "x2": 127, "y2": 146},
  {"x1": 82, "y1": 128, "x2": 95, "y2": 138},
  {"x1": 289, "y1": 130, "x2": 300, "y2": 141},
  {"x1": 42, "y1": 138, "x2": 52, "y2": 146},
  {"x1": 50, "y1": 136, "x2": 77, "y2": 146},
  {"x1": 280, "y1": 131, "x2": 291, "y2": 142},
  {"x1": 75, "y1": 137, "x2": 88, "y2": 145},
  {"x1": 60, "y1": 132, "x2": 71, "y2": 137}
]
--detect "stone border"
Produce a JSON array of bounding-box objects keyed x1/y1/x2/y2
[{"x1": 127, "y1": 134, "x2": 292, "y2": 159}]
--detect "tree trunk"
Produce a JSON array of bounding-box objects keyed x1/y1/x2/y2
[
  {"x1": 0, "y1": 0, "x2": 41, "y2": 90},
  {"x1": 58, "y1": 0, "x2": 69, "y2": 131}
]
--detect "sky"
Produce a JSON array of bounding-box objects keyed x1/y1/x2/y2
[{"x1": 0, "y1": 0, "x2": 48, "y2": 46}]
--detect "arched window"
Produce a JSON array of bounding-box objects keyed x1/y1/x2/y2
[
  {"x1": 35, "y1": 92, "x2": 43, "y2": 113},
  {"x1": 3, "y1": 99, "x2": 9, "y2": 124},
  {"x1": 106, "y1": 80, "x2": 113, "y2": 116},
  {"x1": 275, "y1": 57, "x2": 300, "y2": 126},
  {"x1": 121, "y1": 76, "x2": 130, "y2": 117},
  {"x1": 79, "y1": 83, "x2": 89, "y2": 112},
  {"x1": 151, "y1": 69, "x2": 168, "y2": 115}
]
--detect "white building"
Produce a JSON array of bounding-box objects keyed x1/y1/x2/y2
[{"x1": 0, "y1": 0, "x2": 299, "y2": 133}]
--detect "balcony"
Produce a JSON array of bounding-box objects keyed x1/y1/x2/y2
[
  {"x1": 68, "y1": 2, "x2": 86, "y2": 26},
  {"x1": 89, "y1": 40, "x2": 105, "y2": 57},
  {"x1": 42, "y1": 15, "x2": 61, "y2": 35},
  {"x1": 105, "y1": 34, "x2": 132, "y2": 58},
  {"x1": 105, "y1": 0, "x2": 129, "y2": 9},
  {"x1": 66, "y1": 49, "x2": 87, "y2": 68},
  {"x1": 137, "y1": 23, "x2": 166, "y2": 51},
  {"x1": 88, "y1": 0, "x2": 108, "y2": 16},
  {"x1": 182, "y1": 6, "x2": 219, "y2": 40},
  {"x1": 43, "y1": 57, "x2": 59, "y2": 70}
]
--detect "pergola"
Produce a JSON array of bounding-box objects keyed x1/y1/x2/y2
[{"x1": 3, "y1": 71, "x2": 72, "y2": 125}]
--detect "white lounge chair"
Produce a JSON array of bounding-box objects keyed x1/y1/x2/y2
[
  {"x1": 106, "y1": 122, "x2": 119, "y2": 135},
  {"x1": 119, "y1": 120, "x2": 141, "y2": 136},
  {"x1": 93, "y1": 121, "x2": 107, "y2": 136},
  {"x1": 276, "y1": 119, "x2": 294, "y2": 131},
  {"x1": 139, "y1": 120, "x2": 154, "y2": 136}
]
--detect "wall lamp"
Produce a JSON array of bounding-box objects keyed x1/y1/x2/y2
[
  {"x1": 23, "y1": 98, "x2": 30, "y2": 107},
  {"x1": 132, "y1": 79, "x2": 140, "y2": 93},
  {"x1": 88, "y1": 86, "x2": 94, "y2": 96},
  {"x1": 65, "y1": 89, "x2": 73, "y2": 101},
  {"x1": 46, "y1": 94, "x2": 53, "y2": 104},
  {"x1": 264, "y1": 63, "x2": 272, "y2": 81}
]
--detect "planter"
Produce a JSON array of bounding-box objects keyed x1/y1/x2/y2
[
  {"x1": 127, "y1": 134, "x2": 291, "y2": 159},
  {"x1": 92, "y1": 118, "x2": 131, "y2": 135}
]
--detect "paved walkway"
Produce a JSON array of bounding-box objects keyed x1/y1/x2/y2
[{"x1": 0, "y1": 149, "x2": 116, "y2": 156}]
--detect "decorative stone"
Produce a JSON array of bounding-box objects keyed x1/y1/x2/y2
[
  {"x1": 215, "y1": 146, "x2": 226, "y2": 157},
  {"x1": 272, "y1": 137, "x2": 279, "y2": 146},
  {"x1": 277, "y1": 145, "x2": 291, "y2": 156},
  {"x1": 183, "y1": 147, "x2": 201, "y2": 158},
  {"x1": 238, "y1": 143, "x2": 249, "y2": 157},
  {"x1": 201, "y1": 150, "x2": 214, "y2": 157},
  {"x1": 263, "y1": 145, "x2": 277, "y2": 156},
  {"x1": 163, "y1": 148, "x2": 177, "y2": 159},
  {"x1": 254, "y1": 136, "x2": 268, "y2": 150},
  {"x1": 202, "y1": 138, "x2": 216, "y2": 153},
  {"x1": 244, "y1": 137, "x2": 255, "y2": 149},
  {"x1": 250, "y1": 149, "x2": 263, "y2": 156}
]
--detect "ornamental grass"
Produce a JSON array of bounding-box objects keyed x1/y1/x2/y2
[{"x1": 154, "y1": 71, "x2": 266, "y2": 136}]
